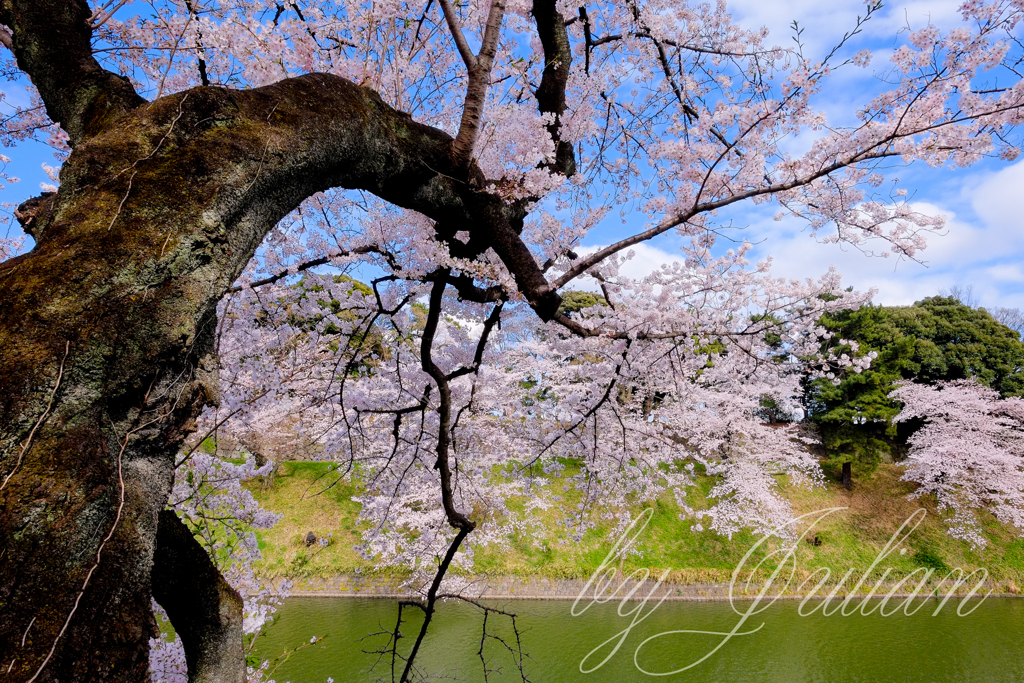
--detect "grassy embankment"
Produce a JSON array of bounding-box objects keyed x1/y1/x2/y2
[{"x1": 247, "y1": 461, "x2": 1024, "y2": 593}]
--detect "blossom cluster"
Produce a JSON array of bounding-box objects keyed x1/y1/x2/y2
[{"x1": 893, "y1": 379, "x2": 1024, "y2": 547}]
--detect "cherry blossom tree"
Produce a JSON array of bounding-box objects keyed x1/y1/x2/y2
[
  {"x1": 892, "y1": 379, "x2": 1024, "y2": 548},
  {"x1": 202, "y1": 254, "x2": 870, "y2": 681},
  {"x1": 212, "y1": 251, "x2": 869, "y2": 552},
  {"x1": 2, "y1": 0, "x2": 1024, "y2": 681}
]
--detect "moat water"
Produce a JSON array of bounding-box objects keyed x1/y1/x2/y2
[{"x1": 251, "y1": 593, "x2": 1024, "y2": 682}]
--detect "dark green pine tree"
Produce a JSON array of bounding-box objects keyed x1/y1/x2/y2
[{"x1": 805, "y1": 296, "x2": 1024, "y2": 489}]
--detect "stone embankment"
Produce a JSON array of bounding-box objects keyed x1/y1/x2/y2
[{"x1": 268, "y1": 574, "x2": 1014, "y2": 601}]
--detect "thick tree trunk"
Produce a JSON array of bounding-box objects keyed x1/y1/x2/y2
[
  {"x1": 152, "y1": 511, "x2": 244, "y2": 683},
  {"x1": 0, "y1": 89, "x2": 238, "y2": 678},
  {"x1": 0, "y1": 74, "x2": 481, "y2": 681},
  {"x1": 842, "y1": 461, "x2": 853, "y2": 490}
]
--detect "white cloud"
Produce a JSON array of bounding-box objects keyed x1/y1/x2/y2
[
  {"x1": 575, "y1": 193, "x2": 1024, "y2": 311},
  {"x1": 726, "y1": 0, "x2": 966, "y2": 57},
  {"x1": 728, "y1": 194, "x2": 1024, "y2": 310},
  {"x1": 569, "y1": 243, "x2": 687, "y2": 292},
  {"x1": 985, "y1": 264, "x2": 1024, "y2": 284},
  {"x1": 970, "y1": 161, "x2": 1024, "y2": 232},
  {"x1": 742, "y1": 192, "x2": 1024, "y2": 305}
]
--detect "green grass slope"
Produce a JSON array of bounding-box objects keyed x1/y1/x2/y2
[{"x1": 248, "y1": 462, "x2": 1024, "y2": 593}]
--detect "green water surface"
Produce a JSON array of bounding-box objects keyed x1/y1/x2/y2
[{"x1": 252, "y1": 594, "x2": 1024, "y2": 682}]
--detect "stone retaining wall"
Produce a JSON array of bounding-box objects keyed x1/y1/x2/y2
[{"x1": 266, "y1": 574, "x2": 1012, "y2": 602}]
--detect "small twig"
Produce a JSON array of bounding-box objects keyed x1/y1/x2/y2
[
  {"x1": 226, "y1": 245, "x2": 384, "y2": 293},
  {"x1": 159, "y1": 232, "x2": 172, "y2": 257},
  {"x1": 106, "y1": 171, "x2": 137, "y2": 232},
  {"x1": 433, "y1": 594, "x2": 532, "y2": 682},
  {"x1": 21, "y1": 616, "x2": 35, "y2": 647},
  {"x1": 90, "y1": 0, "x2": 129, "y2": 29},
  {"x1": 155, "y1": 14, "x2": 193, "y2": 99},
  {"x1": 262, "y1": 635, "x2": 329, "y2": 680},
  {"x1": 243, "y1": 141, "x2": 272, "y2": 194},
  {"x1": 175, "y1": 389, "x2": 271, "y2": 468},
  {"x1": 107, "y1": 94, "x2": 191, "y2": 232}
]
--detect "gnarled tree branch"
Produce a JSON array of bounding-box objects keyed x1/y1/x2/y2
[{"x1": 0, "y1": 0, "x2": 144, "y2": 145}]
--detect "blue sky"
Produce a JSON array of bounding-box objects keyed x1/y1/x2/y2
[
  {"x1": 3, "y1": 1, "x2": 1023, "y2": 311},
  {"x1": 588, "y1": 0, "x2": 1024, "y2": 312}
]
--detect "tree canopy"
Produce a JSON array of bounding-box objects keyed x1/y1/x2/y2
[
  {"x1": 806, "y1": 296, "x2": 1024, "y2": 486},
  {"x1": 894, "y1": 379, "x2": 1024, "y2": 548}
]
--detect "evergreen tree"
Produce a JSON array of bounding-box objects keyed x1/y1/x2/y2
[{"x1": 805, "y1": 297, "x2": 1024, "y2": 489}]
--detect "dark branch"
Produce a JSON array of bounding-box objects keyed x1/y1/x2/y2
[
  {"x1": 419, "y1": 274, "x2": 474, "y2": 532},
  {"x1": 446, "y1": 302, "x2": 503, "y2": 381},
  {"x1": 531, "y1": 0, "x2": 576, "y2": 177},
  {"x1": 0, "y1": 0, "x2": 145, "y2": 145},
  {"x1": 226, "y1": 245, "x2": 390, "y2": 293},
  {"x1": 183, "y1": 0, "x2": 210, "y2": 87},
  {"x1": 398, "y1": 526, "x2": 473, "y2": 683},
  {"x1": 439, "y1": 271, "x2": 506, "y2": 304}
]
